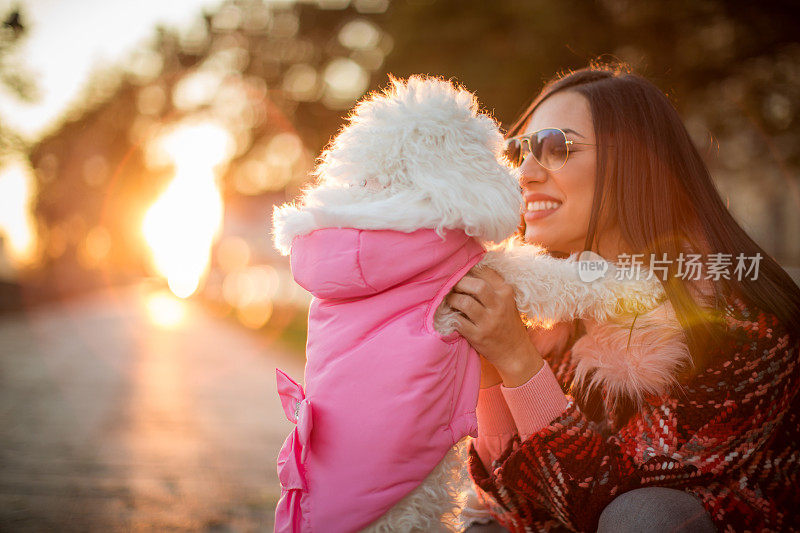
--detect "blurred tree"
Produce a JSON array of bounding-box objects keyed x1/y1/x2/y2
[
  {"x1": 26, "y1": 0, "x2": 391, "y2": 300},
  {"x1": 380, "y1": 0, "x2": 800, "y2": 263},
  {"x1": 0, "y1": 5, "x2": 39, "y2": 313},
  {"x1": 23, "y1": 0, "x2": 800, "y2": 304},
  {"x1": 0, "y1": 5, "x2": 39, "y2": 159}
]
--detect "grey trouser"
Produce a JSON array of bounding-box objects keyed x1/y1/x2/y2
[{"x1": 465, "y1": 486, "x2": 717, "y2": 532}]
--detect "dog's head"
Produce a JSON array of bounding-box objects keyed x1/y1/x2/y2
[{"x1": 307, "y1": 74, "x2": 522, "y2": 243}]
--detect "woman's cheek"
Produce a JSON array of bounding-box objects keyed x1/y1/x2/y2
[
  {"x1": 570, "y1": 170, "x2": 595, "y2": 228},
  {"x1": 562, "y1": 204, "x2": 585, "y2": 249}
]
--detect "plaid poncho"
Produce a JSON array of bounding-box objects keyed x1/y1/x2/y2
[{"x1": 468, "y1": 295, "x2": 800, "y2": 532}]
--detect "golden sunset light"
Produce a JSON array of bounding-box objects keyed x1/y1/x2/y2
[
  {"x1": 3, "y1": 2, "x2": 800, "y2": 531},
  {"x1": 0, "y1": 159, "x2": 38, "y2": 268},
  {"x1": 142, "y1": 121, "x2": 234, "y2": 298},
  {"x1": 145, "y1": 289, "x2": 188, "y2": 328}
]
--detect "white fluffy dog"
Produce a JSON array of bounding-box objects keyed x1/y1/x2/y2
[{"x1": 272, "y1": 74, "x2": 666, "y2": 532}]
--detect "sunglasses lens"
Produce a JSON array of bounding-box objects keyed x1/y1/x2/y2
[
  {"x1": 504, "y1": 138, "x2": 533, "y2": 167},
  {"x1": 504, "y1": 138, "x2": 521, "y2": 167},
  {"x1": 531, "y1": 129, "x2": 568, "y2": 170},
  {"x1": 506, "y1": 129, "x2": 569, "y2": 170}
]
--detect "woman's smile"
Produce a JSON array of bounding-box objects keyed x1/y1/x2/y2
[{"x1": 523, "y1": 193, "x2": 563, "y2": 222}]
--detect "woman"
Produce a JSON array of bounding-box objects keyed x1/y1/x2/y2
[{"x1": 451, "y1": 63, "x2": 800, "y2": 532}]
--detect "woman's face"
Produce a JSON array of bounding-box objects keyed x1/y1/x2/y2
[{"x1": 520, "y1": 90, "x2": 606, "y2": 257}]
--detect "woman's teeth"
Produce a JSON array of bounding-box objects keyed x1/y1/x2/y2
[{"x1": 527, "y1": 201, "x2": 562, "y2": 212}]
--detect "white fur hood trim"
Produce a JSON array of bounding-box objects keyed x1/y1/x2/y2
[{"x1": 272, "y1": 191, "x2": 463, "y2": 255}]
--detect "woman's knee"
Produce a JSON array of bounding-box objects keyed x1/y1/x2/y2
[{"x1": 597, "y1": 486, "x2": 716, "y2": 533}]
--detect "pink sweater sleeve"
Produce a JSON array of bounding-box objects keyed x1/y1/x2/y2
[
  {"x1": 500, "y1": 361, "x2": 570, "y2": 440},
  {"x1": 473, "y1": 362, "x2": 571, "y2": 469},
  {"x1": 473, "y1": 383, "x2": 517, "y2": 470}
]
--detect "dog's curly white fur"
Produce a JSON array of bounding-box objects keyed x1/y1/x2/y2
[
  {"x1": 359, "y1": 437, "x2": 492, "y2": 532},
  {"x1": 273, "y1": 74, "x2": 522, "y2": 255},
  {"x1": 272, "y1": 74, "x2": 678, "y2": 532},
  {"x1": 434, "y1": 236, "x2": 667, "y2": 336}
]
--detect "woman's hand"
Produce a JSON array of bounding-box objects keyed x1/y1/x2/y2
[
  {"x1": 478, "y1": 353, "x2": 503, "y2": 389},
  {"x1": 447, "y1": 266, "x2": 544, "y2": 388}
]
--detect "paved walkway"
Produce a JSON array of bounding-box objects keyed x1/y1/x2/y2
[{"x1": 0, "y1": 282, "x2": 304, "y2": 532}]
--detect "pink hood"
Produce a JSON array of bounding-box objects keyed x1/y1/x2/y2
[{"x1": 275, "y1": 227, "x2": 485, "y2": 532}]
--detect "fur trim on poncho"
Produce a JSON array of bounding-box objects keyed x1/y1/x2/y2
[{"x1": 530, "y1": 279, "x2": 716, "y2": 413}]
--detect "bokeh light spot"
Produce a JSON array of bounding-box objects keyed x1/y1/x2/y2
[
  {"x1": 322, "y1": 58, "x2": 368, "y2": 109},
  {"x1": 283, "y1": 63, "x2": 319, "y2": 102},
  {"x1": 338, "y1": 19, "x2": 381, "y2": 50},
  {"x1": 146, "y1": 290, "x2": 187, "y2": 328}
]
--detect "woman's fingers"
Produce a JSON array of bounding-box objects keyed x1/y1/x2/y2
[
  {"x1": 452, "y1": 274, "x2": 493, "y2": 308},
  {"x1": 455, "y1": 313, "x2": 480, "y2": 339},
  {"x1": 446, "y1": 292, "x2": 484, "y2": 325},
  {"x1": 450, "y1": 266, "x2": 543, "y2": 386},
  {"x1": 467, "y1": 267, "x2": 515, "y2": 303},
  {"x1": 471, "y1": 266, "x2": 507, "y2": 289}
]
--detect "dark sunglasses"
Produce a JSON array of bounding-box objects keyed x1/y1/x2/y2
[{"x1": 504, "y1": 127, "x2": 598, "y2": 171}]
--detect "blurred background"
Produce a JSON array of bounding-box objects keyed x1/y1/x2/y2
[{"x1": 0, "y1": 0, "x2": 798, "y2": 530}]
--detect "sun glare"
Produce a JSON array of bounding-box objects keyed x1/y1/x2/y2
[
  {"x1": 0, "y1": 159, "x2": 38, "y2": 269},
  {"x1": 146, "y1": 290, "x2": 187, "y2": 328},
  {"x1": 142, "y1": 121, "x2": 233, "y2": 298}
]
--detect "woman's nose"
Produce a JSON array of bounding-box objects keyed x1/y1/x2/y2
[{"x1": 518, "y1": 158, "x2": 548, "y2": 187}]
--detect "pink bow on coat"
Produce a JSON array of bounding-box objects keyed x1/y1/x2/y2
[{"x1": 275, "y1": 368, "x2": 313, "y2": 532}]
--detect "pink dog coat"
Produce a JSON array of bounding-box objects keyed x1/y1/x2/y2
[{"x1": 274, "y1": 226, "x2": 485, "y2": 532}]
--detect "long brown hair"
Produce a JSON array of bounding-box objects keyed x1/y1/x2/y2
[{"x1": 509, "y1": 61, "x2": 800, "y2": 377}]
